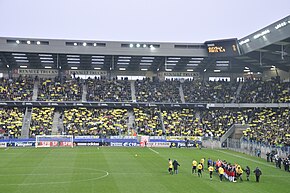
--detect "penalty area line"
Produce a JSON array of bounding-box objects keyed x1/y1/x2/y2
[{"x1": 148, "y1": 147, "x2": 159, "y2": 154}]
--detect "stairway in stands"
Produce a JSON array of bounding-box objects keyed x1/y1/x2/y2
[
  {"x1": 32, "y1": 80, "x2": 39, "y2": 101},
  {"x1": 159, "y1": 111, "x2": 166, "y2": 134},
  {"x1": 232, "y1": 82, "x2": 243, "y2": 103},
  {"x1": 179, "y1": 84, "x2": 185, "y2": 103},
  {"x1": 51, "y1": 112, "x2": 61, "y2": 135},
  {"x1": 130, "y1": 80, "x2": 136, "y2": 102},
  {"x1": 127, "y1": 110, "x2": 135, "y2": 135},
  {"x1": 20, "y1": 107, "x2": 33, "y2": 138},
  {"x1": 82, "y1": 82, "x2": 87, "y2": 101}
]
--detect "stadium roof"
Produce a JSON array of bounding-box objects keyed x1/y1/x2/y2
[{"x1": 0, "y1": 15, "x2": 289, "y2": 74}]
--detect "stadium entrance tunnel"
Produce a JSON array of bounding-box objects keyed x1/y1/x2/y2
[{"x1": 0, "y1": 166, "x2": 109, "y2": 186}]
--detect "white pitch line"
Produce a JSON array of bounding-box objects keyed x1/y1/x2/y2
[
  {"x1": 148, "y1": 147, "x2": 159, "y2": 154},
  {"x1": 216, "y1": 149, "x2": 276, "y2": 168},
  {"x1": 262, "y1": 175, "x2": 290, "y2": 178},
  {"x1": 0, "y1": 170, "x2": 109, "y2": 186}
]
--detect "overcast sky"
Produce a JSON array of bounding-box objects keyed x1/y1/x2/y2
[{"x1": 0, "y1": 0, "x2": 289, "y2": 43}]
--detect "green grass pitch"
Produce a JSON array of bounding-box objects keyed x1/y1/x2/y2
[{"x1": 0, "y1": 147, "x2": 289, "y2": 193}]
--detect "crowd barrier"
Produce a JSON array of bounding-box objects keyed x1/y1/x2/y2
[{"x1": 0, "y1": 136, "x2": 202, "y2": 148}]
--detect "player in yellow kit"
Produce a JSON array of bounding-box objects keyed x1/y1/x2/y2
[
  {"x1": 236, "y1": 165, "x2": 243, "y2": 182},
  {"x1": 168, "y1": 159, "x2": 173, "y2": 175},
  {"x1": 197, "y1": 163, "x2": 203, "y2": 177},
  {"x1": 208, "y1": 165, "x2": 214, "y2": 180},
  {"x1": 192, "y1": 160, "x2": 197, "y2": 174},
  {"x1": 218, "y1": 167, "x2": 224, "y2": 182},
  {"x1": 200, "y1": 158, "x2": 205, "y2": 171}
]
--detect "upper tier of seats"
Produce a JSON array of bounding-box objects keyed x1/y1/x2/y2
[
  {"x1": 182, "y1": 79, "x2": 239, "y2": 103},
  {"x1": 0, "y1": 76, "x2": 34, "y2": 101},
  {"x1": 38, "y1": 77, "x2": 82, "y2": 101},
  {"x1": 135, "y1": 78, "x2": 181, "y2": 102},
  {"x1": 1, "y1": 77, "x2": 290, "y2": 103},
  {"x1": 86, "y1": 78, "x2": 131, "y2": 102}
]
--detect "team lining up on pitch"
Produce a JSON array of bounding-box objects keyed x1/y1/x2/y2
[{"x1": 168, "y1": 158, "x2": 262, "y2": 183}]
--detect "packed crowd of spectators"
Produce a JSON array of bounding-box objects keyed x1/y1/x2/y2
[
  {"x1": 0, "y1": 107, "x2": 24, "y2": 138},
  {"x1": 162, "y1": 109, "x2": 201, "y2": 136},
  {"x1": 1, "y1": 74, "x2": 289, "y2": 147},
  {"x1": 86, "y1": 77, "x2": 132, "y2": 102},
  {"x1": 133, "y1": 108, "x2": 162, "y2": 136},
  {"x1": 237, "y1": 78, "x2": 290, "y2": 103},
  {"x1": 1, "y1": 75, "x2": 290, "y2": 104},
  {"x1": 243, "y1": 108, "x2": 290, "y2": 146},
  {"x1": 182, "y1": 79, "x2": 239, "y2": 103},
  {"x1": 62, "y1": 108, "x2": 128, "y2": 136},
  {"x1": 0, "y1": 76, "x2": 34, "y2": 101},
  {"x1": 38, "y1": 77, "x2": 82, "y2": 101},
  {"x1": 201, "y1": 108, "x2": 254, "y2": 138},
  {"x1": 30, "y1": 107, "x2": 55, "y2": 137},
  {"x1": 135, "y1": 78, "x2": 181, "y2": 103}
]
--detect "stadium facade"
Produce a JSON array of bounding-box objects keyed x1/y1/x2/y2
[{"x1": 0, "y1": 15, "x2": 289, "y2": 157}]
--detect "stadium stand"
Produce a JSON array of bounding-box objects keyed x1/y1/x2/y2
[
  {"x1": 201, "y1": 108, "x2": 253, "y2": 138},
  {"x1": 182, "y1": 79, "x2": 239, "y2": 103},
  {"x1": 243, "y1": 108, "x2": 290, "y2": 146},
  {"x1": 0, "y1": 76, "x2": 34, "y2": 101},
  {"x1": 237, "y1": 78, "x2": 290, "y2": 103},
  {"x1": 30, "y1": 107, "x2": 55, "y2": 137},
  {"x1": 86, "y1": 78, "x2": 132, "y2": 102},
  {"x1": 162, "y1": 109, "x2": 201, "y2": 136},
  {"x1": 0, "y1": 14, "x2": 290, "y2": 155},
  {"x1": 0, "y1": 107, "x2": 24, "y2": 138},
  {"x1": 135, "y1": 78, "x2": 181, "y2": 102},
  {"x1": 37, "y1": 77, "x2": 82, "y2": 101},
  {"x1": 62, "y1": 108, "x2": 128, "y2": 136},
  {"x1": 133, "y1": 108, "x2": 163, "y2": 136}
]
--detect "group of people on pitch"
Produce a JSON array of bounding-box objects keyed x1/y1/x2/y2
[
  {"x1": 168, "y1": 157, "x2": 262, "y2": 182},
  {"x1": 168, "y1": 158, "x2": 181, "y2": 175},
  {"x1": 211, "y1": 159, "x2": 262, "y2": 183}
]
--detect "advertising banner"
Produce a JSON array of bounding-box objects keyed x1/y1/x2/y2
[
  {"x1": 0, "y1": 142, "x2": 7, "y2": 148},
  {"x1": 110, "y1": 136, "x2": 136, "y2": 139},
  {"x1": 76, "y1": 142, "x2": 100, "y2": 146},
  {"x1": 14, "y1": 141, "x2": 35, "y2": 147},
  {"x1": 148, "y1": 142, "x2": 170, "y2": 148},
  {"x1": 170, "y1": 141, "x2": 200, "y2": 148},
  {"x1": 17, "y1": 69, "x2": 58, "y2": 75},
  {"x1": 110, "y1": 142, "x2": 137, "y2": 147},
  {"x1": 75, "y1": 136, "x2": 100, "y2": 139},
  {"x1": 166, "y1": 136, "x2": 202, "y2": 141}
]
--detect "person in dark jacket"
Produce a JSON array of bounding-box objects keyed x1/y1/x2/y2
[
  {"x1": 253, "y1": 167, "x2": 262, "y2": 182},
  {"x1": 245, "y1": 166, "x2": 251, "y2": 181},
  {"x1": 266, "y1": 152, "x2": 270, "y2": 162},
  {"x1": 173, "y1": 160, "x2": 180, "y2": 174}
]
